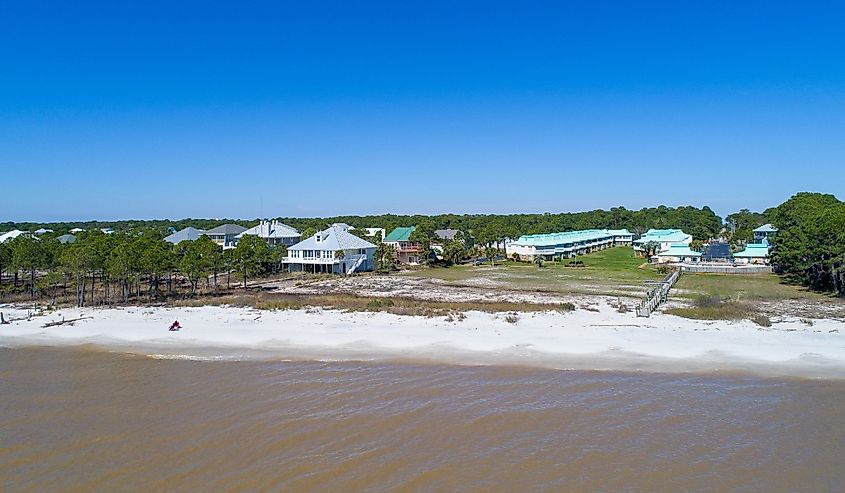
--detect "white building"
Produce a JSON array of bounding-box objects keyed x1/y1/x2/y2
[
  {"x1": 656, "y1": 244, "x2": 702, "y2": 264},
  {"x1": 236, "y1": 220, "x2": 300, "y2": 247},
  {"x1": 0, "y1": 230, "x2": 29, "y2": 243},
  {"x1": 633, "y1": 229, "x2": 693, "y2": 256},
  {"x1": 506, "y1": 228, "x2": 634, "y2": 261},
  {"x1": 753, "y1": 224, "x2": 777, "y2": 244},
  {"x1": 205, "y1": 224, "x2": 247, "y2": 248},
  {"x1": 363, "y1": 228, "x2": 386, "y2": 240},
  {"x1": 284, "y1": 224, "x2": 377, "y2": 274}
]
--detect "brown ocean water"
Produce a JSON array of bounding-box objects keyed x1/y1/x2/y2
[{"x1": 1, "y1": 346, "x2": 844, "y2": 492}]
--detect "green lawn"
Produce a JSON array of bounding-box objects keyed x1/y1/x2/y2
[
  {"x1": 671, "y1": 272, "x2": 831, "y2": 301},
  {"x1": 405, "y1": 247, "x2": 662, "y2": 297},
  {"x1": 406, "y1": 246, "x2": 844, "y2": 307}
]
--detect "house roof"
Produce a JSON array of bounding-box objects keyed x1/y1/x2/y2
[
  {"x1": 0, "y1": 230, "x2": 28, "y2": 243},
  {"x1": 384, "y1": 226, "x2": 416, "y2": 242},
  {"x1": 237, "y1": 220, "x2": 300, "y2": 239},
  {"x1": 734, "y1": 244, "x2": 770, "y2": 258},
  {"x1": 34, "y1": 228, "x2": 53, "y2": 234},
  {"x1": 434, "y1": 229, "x2": 460, "y2": 240},
  {"x1": 289, "y1": 225, "x2": 377, "y2": 251},
  {"x1": 164, "y1": 227, "x2": 205, "y2": 244},
  {"x1": 513, "y1": 229, "x2": 616, "y2": 247},
  {"x1": 606, "y1": 229, "x2": 633, "y2": 236},
  {"x1": 205, "y1": 224, "x2": 247, "y2": 236},
  {"x1": 57, "y1": 234, "x2": 77, "y2": 244},
  {"x1": 634, "y1": 229, "x2": 692, "y2": 244},
  {"x1": 657, "y1": 243, "x2": 702, "y2": 257},
  {"x1": 753, "y1": 224, "x2": 778, "y2": 233}
]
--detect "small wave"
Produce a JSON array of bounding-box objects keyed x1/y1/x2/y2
[{"x1": 145, "y1": 353, "x2": 244, "y2": 362}]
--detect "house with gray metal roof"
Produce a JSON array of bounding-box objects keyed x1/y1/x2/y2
[
  {"x1": 164, "y1": 227, "x2": 205, "y2": 244},
  {"x1": 205, "y1": 224, "x2": 247, "y2": 248},
  {"x1": 56, "y1": 234, "x2": 77, "y2": 244},
  {"x1": 236, "y1": 220, "x2": 300, "y2": 247},
  {"x1": 284, "y1": 224, "x2": 377, "y2": 274}
]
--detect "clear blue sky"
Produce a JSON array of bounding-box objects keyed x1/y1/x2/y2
[{"x1": 2, "y1": 1, "x2": 844, "y2": 222}]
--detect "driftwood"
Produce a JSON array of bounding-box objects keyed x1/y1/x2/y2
[
  {"x1": 42, "y1": 316, "x2": 94, "y2": 328},
  {"x1": 1, "y1": 312, "x2": 28, "y2": 325}
]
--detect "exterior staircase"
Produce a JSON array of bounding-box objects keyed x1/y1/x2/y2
[{"x1": 346, "y1": 254, "x2": 367, "y2": 275}]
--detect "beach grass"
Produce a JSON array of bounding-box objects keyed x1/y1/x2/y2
[
  {"x1": 670, "y1": 273, "x2": 824, "y2": 301},
  {"x1": 664, "y1": 296, "x2": 773, "y2": 327},
  {"x1": 174, "y1": 291, "x2": 577, "y2": 317}
]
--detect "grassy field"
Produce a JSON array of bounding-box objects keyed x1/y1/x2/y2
[
  {"x1": 405, "y1": 246, "x2": 844, "y2": 311},
  {"x1": 671, "y1": 273, "x2": 825, "y2": 301},
  {"x1": 404, "y1": 247, "x2": 662, "y2": 298}
]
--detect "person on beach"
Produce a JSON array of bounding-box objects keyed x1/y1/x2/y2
[{"x1": 169, "y1": 320, "x2": 181, "y2": 331}]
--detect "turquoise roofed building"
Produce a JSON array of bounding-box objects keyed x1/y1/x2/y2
[
  {"x1": 633, "y1": 229, "x2": 693, "y2": 257},
  {"x1": 733, "y1": 243, "x2": 771, "y2": 264},
  {"x1": 384, "y1": 226, "x2": 422, "y2": 265},
  {"x1": 606, "y1": 229, "x2": 634, "y2": 245},
  {"x1": 505, "y1": 228, "x2": 634, "y2": 261},
  {"x1": 656, "y1": 243, "x2": 702, "y2": 264}
]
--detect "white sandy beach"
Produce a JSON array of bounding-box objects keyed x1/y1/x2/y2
[{"x1": 2, "y1": 303, "x2": 844, "y2": 378}]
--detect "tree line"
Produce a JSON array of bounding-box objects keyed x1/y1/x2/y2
[
  {"x1": 8, "y1": 197, "x2": 843, "y2": 300},
  {"x1": 4, "y1": 204, "x2": 726, "y2": 243},
  {"x1": 0, "y1": 230, "x2": 288, "y2": 306},
  {"x1": 769, "y1": 193, "x2": 845, "y2": 296}
]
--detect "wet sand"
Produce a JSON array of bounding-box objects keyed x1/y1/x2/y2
[{"x1": 2, "y1": 346, "x2": 844, "y2": 492}]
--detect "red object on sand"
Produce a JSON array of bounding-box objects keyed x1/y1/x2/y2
[{"x1": 169, "y1": 320, "x2": 181, "y2": 331}]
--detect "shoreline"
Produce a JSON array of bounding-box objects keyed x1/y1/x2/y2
[{"x1": 2, "y1": 303, "x2": 844, "y2": 379}]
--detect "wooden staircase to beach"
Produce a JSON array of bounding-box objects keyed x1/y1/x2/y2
[{"x1": 636, "y1": 269, "x2": 680, "y2": 317}]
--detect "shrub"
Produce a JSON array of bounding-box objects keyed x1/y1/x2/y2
[
  {"x1": 751, "y1": 314, "x2": 772, "y2": 327},
  {"x1": 366, "y1": 298, "x2": 395, "y2": 310}
]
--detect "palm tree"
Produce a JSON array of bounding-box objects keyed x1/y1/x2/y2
[
  {"x1": 533, "y1": 255, "x2": 544, "y2": 269},
  {"x1": 484, "y1": 245, "x2": 498, "y2": 266}
]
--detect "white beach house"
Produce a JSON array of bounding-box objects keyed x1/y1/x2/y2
[
  {"x1": 633, "y1": 229, "x2": 692, "y2": 256},
  {"x1": 733, "y1": 243, "x2": 771, "y2": 264},
  {"x1": 656, "y1": 244, "x2": 702, "y2": 264},
  {"x1": 753, "y1": 224, "x2": 777, "y2": 244},
  {"x1": 236, "y1": 220, "x2": 300, "y2": 247},
  {"x1": 205, "y1": 224, "x2": 247, "y2": 248},
  {"x1": 284, "y1": 224, "x2": 377, "y2": 274}
]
